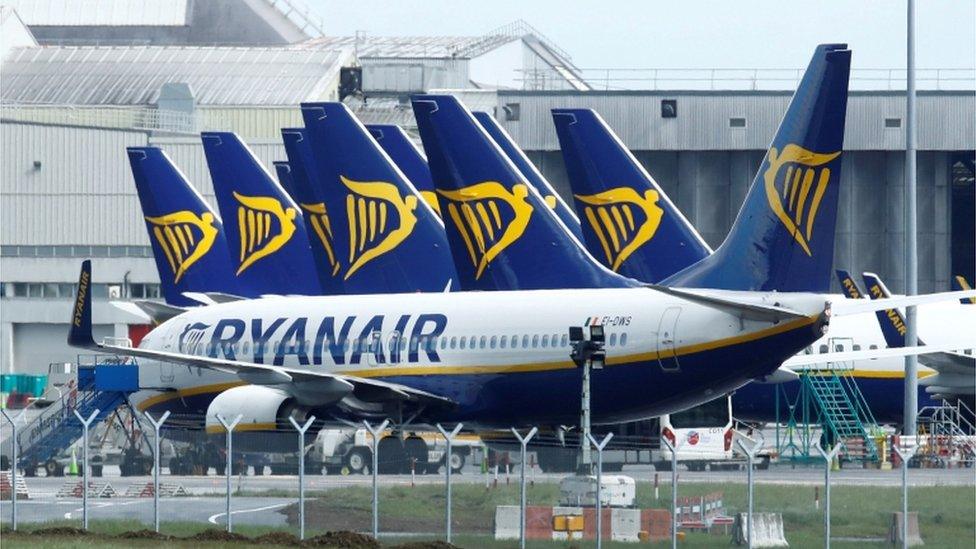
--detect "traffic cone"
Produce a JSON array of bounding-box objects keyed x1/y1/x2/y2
[{"x1": 69, "y1": 447, "x2": 79, "y2": 476}]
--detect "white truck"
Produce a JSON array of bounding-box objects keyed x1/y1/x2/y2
[{"x1": 268, "y1": 428, "x2": 483, "y2": 475}]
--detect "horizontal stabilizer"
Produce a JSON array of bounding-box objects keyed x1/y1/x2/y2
[
  {"x1": 830, "y1": 289, "x2": 976, "y2": 316},
  {"x1": 648, "y1": 285, "x2": 810, "y2": 323},
  {"x1": 782, "y1": 341, "x2": 974, "y2": 368}
]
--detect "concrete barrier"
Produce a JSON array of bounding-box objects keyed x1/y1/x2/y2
[
  {"x1": 493, "y1": 505, "x2": 521, "y2": 540},
  {"x1": 888, "y1": 512, "x2": 924, "y2": 546},
  {"x1": 731, "y1": 512, "x2": 788, "y2": 547}
]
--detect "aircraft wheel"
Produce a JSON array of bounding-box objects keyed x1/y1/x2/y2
[
  {"x1": 404, "y1": 436, "x2": 429, "y2": 474},
  {"x1": 344, "y1": 447, "x2": 371, "y2": 475},
  {"x1": 377, "y1": 437, "x2": 404, "y2": 474}
]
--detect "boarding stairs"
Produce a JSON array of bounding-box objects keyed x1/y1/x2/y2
[
  {"x1": 797, "y1": 344, "x2": 880, "y2": 462},
  {"x1": 15, "y1": 350, "x2": 139, "y2": 471},
  {"x1": 916, "y1": 400, "x2": 976, "y2": 466}
]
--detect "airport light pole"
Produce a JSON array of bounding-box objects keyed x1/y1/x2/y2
[
  {"x1": 569, "y1": 325, "x2": 606, "y2": 473},
  {"x1": 903, "y1": 0, "x2": 919, "y2": 441}
]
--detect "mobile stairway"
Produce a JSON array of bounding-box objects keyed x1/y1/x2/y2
[
  {"x1": 914, "y1": 400, "x2": 976, "y2": 467},
  {"x1": 775, "y1": 338, "x2": 880, "y2": 464},
  {"x1": 13, "y1": 350, "x2": 139, "y2": 477}
]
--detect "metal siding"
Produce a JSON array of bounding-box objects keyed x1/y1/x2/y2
[
  {"x1": 497, "y1": 92, "x2": 975, "y2": 152},
  {"x1": 1, "y1": 121, "x2": 148, "y2": 245}
]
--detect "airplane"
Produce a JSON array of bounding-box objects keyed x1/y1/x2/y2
[
  {"x1": 954, "y1": 275, "x2": 975, "y2": 305},
  {"x1": 551, "y1": 108, "x2": 713, "y2": 283},
  {"x1": 200, "y1": 132, "x2": 324, "y2": 296},
  {"x1": 290, "y1": 104, "x2": 460, "y2": 294},
  {"x1": 861, "y1": 271, "x2": 975, "y2": 402},
  {"x1": 127, "y1": 147, "x2": 244, "y2": 309}
]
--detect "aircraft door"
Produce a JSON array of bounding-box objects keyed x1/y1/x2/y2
[{"x1": 656, "y1": 307, "x2": 681, "y2": 372}]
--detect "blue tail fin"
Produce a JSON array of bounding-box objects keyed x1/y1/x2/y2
[
  {"x1": 835, "y1": 269, "x2": 864, "y2": 299},
  {"x1": 273, "y1": 161, "x2": 298, "y2": 203},
  {"x1": 953, "y1": 276, "x2": 975, "y2": 305},
  {"x1": 127, "y1": 146, "x2": 243, "y2": 306},
  {"x1": 471, "y1": 111, "x2": 584, "y2": 242},
  {"x1": 411, "y1": 94, "x2": 634, "y2": 290},
  {"x1": 367, "y1": 124, "x2": 442, "y2": 217},
  {"x1": 299, "y1": 102, "x2": 458, "y2": 293},
  {"x1": 200, "y1": 132, "x2": 323, "y2": 296},
  {"x1": 664, "y1": 45, "x2": 851, "y2": 293},
  {"x1": 861, "y1": 272, "x2": 916, "y2": 347},
  {"x1": 551, "y1": 108, "x2": 711, "y2": 283},
  {"x1": 279, "y1": 128, "x2": 347, "y2": 294}
]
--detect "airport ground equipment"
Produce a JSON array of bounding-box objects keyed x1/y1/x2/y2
[
  {"x1": 914, "y1": 400, "x2": 976, "y2": 467},
  {"x1": 774, "y1": 342, "x2": 880, "y2": 463},
  {"x1": 13, "y1": 353, "x2": 139, "y2": 476}
]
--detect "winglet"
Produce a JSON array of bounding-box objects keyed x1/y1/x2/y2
[
  {"x1": 861, "y1": 271, "x2": 916, "y2": 348},
  {"x1": 68, "y1": 260, "x2": 97, "y2": 349},
  {"x1": 835, "y1": 269, "x2": 864, "y2": 299}
]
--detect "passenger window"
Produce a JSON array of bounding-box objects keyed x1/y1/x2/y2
[
  {"x1": 853, "y1": 344, "x2": 861, "y2": 351},
  {"x1": 440, "y1": 337, "x2": 448, "y2": 350},
  {"x1": 834, "y1": 344, "x2": 844, "y2": 352},
  {"x1": 560, "y1": 334, "x2": 569, "y2": 347},
  {"x1": 459, "y1": 336, "x2": 466, "y2": 350},
  {"x1": 869, "y1": 344, "x2": 878, "y2": 350},
  {"x1": 609, "y1": 333, "x2": 617, "y2": 346},
  {"x1": 490, "y1": 336, "x2": 497, "y2": 349},
  {"x1": 619, "y1": 333, "x2": 627, "y2": 347},
  {"x1": 522, "y1": 335, "x2": 530, "y2": 348},
  {"x1": 242, "y1": 341, "x2": 250, "y2": 355},
  {"x1": 480, "y1": 336, "x2": 487, "y2": 349},
  {"x1": 450, "y1": 337, "x2": 457, "y2": 350},
  {"x1": 532, "y1": 335, "x2": 539, "y2": 348},
  {"x1": 541, "y1": 335, "x2": 549, "y2": 348},
  {"x1": 819, "y1": 345, "x2": 828, "y2": 353},
  {"x1": 500, "y1": 336, "x2": 507, "y2": 349}
]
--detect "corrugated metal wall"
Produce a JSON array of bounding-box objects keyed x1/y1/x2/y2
[
  {"x1": 363, "y1": 58, "x2": 470, "y2": 93},
  {"x1": 496, "y1": 91, "x2": 975, "y2": 151}
]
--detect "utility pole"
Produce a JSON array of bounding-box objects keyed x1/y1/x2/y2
[
  {"x1": 570, "y1": 325, "x2": 606, "y2": 473},
  {"x1": 903, "y1": 0, "x2": 919, "y2": 438}
]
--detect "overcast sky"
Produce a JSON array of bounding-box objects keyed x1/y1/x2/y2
[{"x1": 308, "y1": 0, "x2": 974, "y2": 70}]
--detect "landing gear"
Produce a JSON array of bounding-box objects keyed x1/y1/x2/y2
[
  {"x1": 344, "y1": 446, "x2": 371, "y2": 475},
  {"x1": 44, "y1": 458, "x2": 64, "y2": 477}
]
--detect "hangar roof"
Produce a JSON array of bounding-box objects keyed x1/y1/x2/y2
[
  {"x1": 302, "y1": 34, "x2": 515, "y2": 59},
  {"x1": 2, "y1": 0, "x2": 189, "y2": 27},
  {"x1": 0, "y1": 46, "x2": 353, "y2": 105}
]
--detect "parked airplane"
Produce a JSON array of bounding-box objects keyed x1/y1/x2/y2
[
  {"x1": 366, "y1": 124, "x2": 442, "y2": 216},
  {"x1": 200, "y1": 132, "x2": 324, "y2": 296}
]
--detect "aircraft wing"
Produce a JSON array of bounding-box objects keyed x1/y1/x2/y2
[
  {"x1": 781, "y1": 342, "x2": 973, "y2": 369},
  {"x1": 181, "y1": 292, "x2": 247, "y2": 306},
  {"x1": 71, "y1": 262, "x2": 453, "y2": 408},
  {"x1": 111, "y1": 300, "x2": 186, "y2": 325}
]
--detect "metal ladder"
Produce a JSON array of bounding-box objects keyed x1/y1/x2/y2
[{"x1": 917, "y1": 400, "x2": 976, "y2": 466}]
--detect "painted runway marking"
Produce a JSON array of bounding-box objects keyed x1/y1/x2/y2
[{"x1": 208, "y1": 502, "x2": 290, "y2": 524}]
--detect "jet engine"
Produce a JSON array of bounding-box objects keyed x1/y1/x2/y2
[{"x1": 205, "y1": 385, "x2": 318, "y2": 452}]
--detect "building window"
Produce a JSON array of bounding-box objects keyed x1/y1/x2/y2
[
  {"x1": 729, "y1": 117, "x2": 747, "y2": 128},
  {"x1": 503, "y1": 103, "x2": 520, "y2": 121},
  {"x1": 884, "y1": 117, "x2": 902, "y2": 129}
]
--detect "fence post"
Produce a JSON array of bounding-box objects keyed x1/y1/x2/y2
[
  {"x1": 661, "y1": 436, "x2": 678, "y2": 549},
  {"x1": 215, "y1": 413, "x2": 242, "y2": 533},
  {"x1": 73, "y1": 409, "x2": 99, "y2": 530},
  {"x1": 587, "y1": 432, "x2": 614, "y2": 549},
  {"x1": 814, "y1": 442, "x2": 842, "y2": 548},
  {"x1": 436, "y1": 423, "x2": 464, "y2": 544},
  {"x1": 510, "y1": 427, "x2": 538, "y2": 549},
  {"x1": 736, "y1": 439, "x2": 764, "y2": 549},
  {"x1": 144, "y1": 411, "x2": 170, "y2": 533},
  {"x1": 1, "y1": 410, "x2": 18, "y2": 530},
  {"x1": 289, "y1": 415, "x2": 316, "y2": 541},
  {"x1": 892, "y1": 444, "x2": 916, "y2": 549},
  {"x1": 363, "y1": 419, "x2": 390, "y2": 540}
]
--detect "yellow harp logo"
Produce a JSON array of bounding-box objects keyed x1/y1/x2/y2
[
  {"x1": 575, "y1": 188, "x2": 664, "y2": 271},
  {"x1": 763, "y1": 144, "x2": 841, "y2": 256},
  {"x1": 342, "y1": 175, "x2": 419, "y2": 279},
  {"x1": 233, "y1": 192, "x2": 297, "y2": 275},
  {"x1": 145, "y1": 210, "x2": 219, "y2": 283},
  {"x1": 438, "y1": 182, "x2": 534, "y2": 279},
  {"x1": 299, "y1": 202, "x2": 341, "y2": 276}
]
